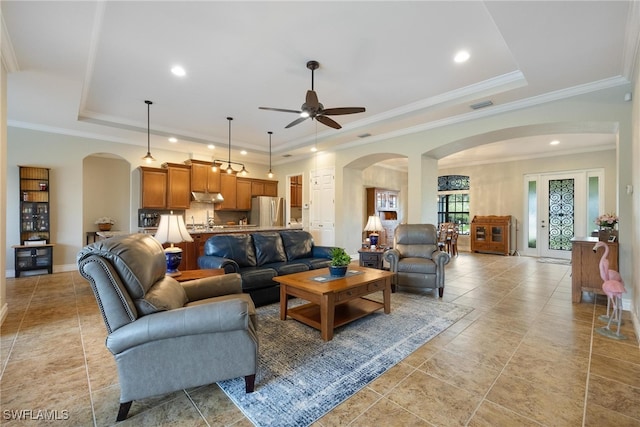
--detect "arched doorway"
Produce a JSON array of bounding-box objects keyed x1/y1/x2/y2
[{"x1": 82, "y1": 154, "x2": 131, "y2": 243}]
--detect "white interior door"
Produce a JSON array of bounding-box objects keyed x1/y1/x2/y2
[{"x1": 309, "y1": 168, "x2": 335, "y2": 246}]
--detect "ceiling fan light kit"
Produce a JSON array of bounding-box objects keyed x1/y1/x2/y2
[{"x1": 259, "y1": 60, "x2": 365, "y2": 130}]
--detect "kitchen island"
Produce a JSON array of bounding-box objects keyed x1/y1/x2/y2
[{"x1": 136, "y1": 224, "x2": 304, "y2": 271}]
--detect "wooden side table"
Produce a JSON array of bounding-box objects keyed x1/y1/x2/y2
[
  {"x1": 172, "y1": 269, "x2": 224, "y2": 282},
  {"x1": 570, "y1": 237, "x2": 618, "y2": 303},
  {"x1": 358, "y1": 248, "x2": 386, "y2": 270}
]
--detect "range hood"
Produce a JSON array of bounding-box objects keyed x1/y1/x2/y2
[{"x1": 191, "y1": 192, "x2": 224, "y2": 203}]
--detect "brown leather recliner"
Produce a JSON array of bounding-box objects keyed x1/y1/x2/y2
[{"x1": 384, "y1": 224, "x2": 451, "y2": 297}]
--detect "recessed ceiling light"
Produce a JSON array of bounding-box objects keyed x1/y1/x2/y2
[
  {"x1": 207, "y1": 144, "x2": 215, "y2": 150},
  {"x1": 241, "y1": 150, "x2": 247, "y2": 155},
  {"x1": 168, "y1": 137, "x2": 178, "y2": 143},
  {"x1": 311, "y1": 147, "x2": 317, "y2": 152},
  {"x1": 550, "y1": 140, "x2": 560, "y2": 145},
  {"x1": 171, "y1": 65, "x2": 186, "y2": 77},
  {"x1": 454, "y1": 50, "x2": 470, "y2": 63}
]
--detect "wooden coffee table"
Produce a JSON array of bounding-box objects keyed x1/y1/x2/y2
[{"x1": 275, "y1": 266, "x2": 394, "y2": 341}]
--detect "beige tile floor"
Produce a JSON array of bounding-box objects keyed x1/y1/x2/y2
[{"x1": 1, "y1": 252, "x2": 639, "y2": 426}]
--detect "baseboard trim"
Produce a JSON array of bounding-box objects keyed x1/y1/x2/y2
[{"x1": 5, "y1": 264, "x2": 77, "y2": 278}]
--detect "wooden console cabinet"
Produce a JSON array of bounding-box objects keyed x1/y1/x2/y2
[
  {"x1": 470, "y1": 215, "x2": 511, "y2": 255},
  {"x1": 571, "y1": 237, "x2": 618, "y2": 303}
]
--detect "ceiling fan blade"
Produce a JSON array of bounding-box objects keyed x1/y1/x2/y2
[
  {"x1": 259, "y1": 106, "x2": 302, "y2": 114},
  {"x1": 285, "y1": 116, "x2": 309, "y2": 129},
  {"x1": 316, "y1": 115, "x2": 342, "y2": 129},
  {"x1": 321, "y1": 107, "x2": 366, "y2": 116},
  {"x1": 306, "y1": 90, "x2": 319, "y2": 110}
]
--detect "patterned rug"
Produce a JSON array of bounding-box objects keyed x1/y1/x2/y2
[{"x1": 218, "y1": 292, "x2": 472, "y2": 427}]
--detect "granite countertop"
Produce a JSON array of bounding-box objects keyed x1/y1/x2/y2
[
  {"x1": 96, "y1": 230, "x2": 130, "y2": 238},
  {"x1": 138, "y1": 225, "x2": 303, "y2": 235}
]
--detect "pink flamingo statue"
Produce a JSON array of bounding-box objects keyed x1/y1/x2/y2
[
  {"x1": 593, "y1": 242, "x2": 626, "y2": 339},
  {"x1": 593, "y1": 241, "x2": 623, "y2": 321},
  {"x1": 597, "y1": 279, "x2": 627, "y2": 339}
]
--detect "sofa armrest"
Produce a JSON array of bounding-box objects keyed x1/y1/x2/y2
[
  {"x1": 312, "y1": 245, "x2": 334, "y2": 259},
  {"x1": 432, "y1": 249, "x2": 451, "y2": 267},
  {"x1": 383, "y1": 249, "x2": 400, "y2": 272},
  {"x1": 181, "y1": 273, "x2": 242, "y2": 302},
  {"x1": 106, "y1": 298, "x2": 250, "y2": 354},
  {"x1": 432, "y1": 250, "x2": 451, "y2": 287},
  {"x1": 197, "y1": 255, "x2": 239, "y2": 273}
]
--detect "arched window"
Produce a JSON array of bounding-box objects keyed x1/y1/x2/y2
[{"x1": 437, "y1": 175, "x2": 470, "y2": 234}]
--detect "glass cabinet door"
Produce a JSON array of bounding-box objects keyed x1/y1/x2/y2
[
  {"x1": 475, "y1": 226, "x2": 486, "y2": 241},
  {"x1": 388, "y1": 193, "x2": 397, "y2": 209},
  {"x1": 492, "y1": 226, "x2": 503, "y2": 242}
]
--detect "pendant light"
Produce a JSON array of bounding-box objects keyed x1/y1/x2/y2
[
  {"x1": 211, "y1": 117, "x2": 248, "y2": 175},
  {"x1": 141, "y1": 100, "x2": 156, "y2": 163},
  {"x1": 226, "y1": 117, "x2": 235, "y2": 174},
  {"x1": 267, "y1": 131, "x2": 274, "y2": 178}
]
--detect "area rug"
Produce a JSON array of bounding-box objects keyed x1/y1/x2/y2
[{"x1": 218, "y1": 292, "x2": 472, "y2": 427}]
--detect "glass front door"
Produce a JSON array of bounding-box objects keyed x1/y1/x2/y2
[{"x1": 524, "y1": 170, "x2": 602, "y2": 259}]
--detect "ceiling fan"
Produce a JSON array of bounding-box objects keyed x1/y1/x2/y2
[{"x1": 259, "y1": 60, "x2": 366, "y2": 130}]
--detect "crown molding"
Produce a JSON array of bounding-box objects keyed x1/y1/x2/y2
[{"x1": 1, "y1": 12, "x2": 19, "y2": 72}]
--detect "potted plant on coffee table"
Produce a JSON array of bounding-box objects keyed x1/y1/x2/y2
[{"x1": 329, "y1": 247, "x2": 351, "y2": 277}]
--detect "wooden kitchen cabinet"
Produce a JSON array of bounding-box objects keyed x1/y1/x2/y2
[
  {"x1": 251, "y1": 179, "x2": 278, "y2": 197},
  {"x1": 263, "y1": 181, "x2": 277, "y2": 196},
  {"x1": 290, "y1": 175, "x2": 302, "y2": 207},
  {"x1": 470, "y1": 215, "x2": 511, "y2": 255},
  {"x1": 237, "y1": 178, "x2": 252, "y2": 210},
  {"x1": 251, "y1": 180, "x2": 264, "y2": 196},
  {"x1": 185, "y1": 159, "x2": 220, "y2": 193},
  {"x1": 140, "y1": 166, "x2": 167, "y2": 209},
  {"x1": 219, "y1": 173, "x2": 237, "y2": 210},
  {"x1": 164, "y1": 163, "x2": 191, "y2": 210},
  {"x1": 571, "y1": 237, "x2": 619, "y2": 303}
]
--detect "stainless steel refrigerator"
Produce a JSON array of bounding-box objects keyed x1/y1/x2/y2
[{"x1": 250, "y1": 196, "x2": 285, "y2": 227}]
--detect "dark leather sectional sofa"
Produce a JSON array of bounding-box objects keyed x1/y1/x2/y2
[{"x1": 198, "y1": 229, "x2": 334, "y2": 306}]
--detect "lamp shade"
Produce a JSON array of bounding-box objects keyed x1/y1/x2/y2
[
  {"x1": 154, "y1": 214, "x2": 194, "y2": 244},
  {"x1": 364, "y1": 215, "x2": 383, "y2": 232}
]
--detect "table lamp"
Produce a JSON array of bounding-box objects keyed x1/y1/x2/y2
[
  {"x1": 364, "y1": 215, "x2": 383, "y2": 249},
  {"x1": 154, "y1": 213, "x2": 194, "y2": 276}
]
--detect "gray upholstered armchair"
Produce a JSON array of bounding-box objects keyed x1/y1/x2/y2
[
  {"x1": 77, "y1": 234, "x2": 258, "y2": 422},
  {"x1": 383, "y1": 224, "x2": 450, "y2": 297}
]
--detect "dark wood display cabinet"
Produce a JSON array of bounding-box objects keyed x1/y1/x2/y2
[{"x1": 13, "y1": 166, "x2": 54, "y2": 277}]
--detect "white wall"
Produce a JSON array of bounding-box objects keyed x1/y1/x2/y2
[
  {"x1": 630, "y1": 48, "x2": 640, "y2": 342},
  {"x1": 0, "y1": 46, "x2": 7, "y2": 323},
  {"x1": 83, "y1": 155, "x2": 131, "y2": 236}
]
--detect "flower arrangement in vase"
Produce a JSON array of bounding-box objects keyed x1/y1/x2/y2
[
  {"x1": 595, "y1": 213, "x2": 618, "y2": 241},
  {"x1": 95, "y1": 217, "x2": 116, "y2": 231}
]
